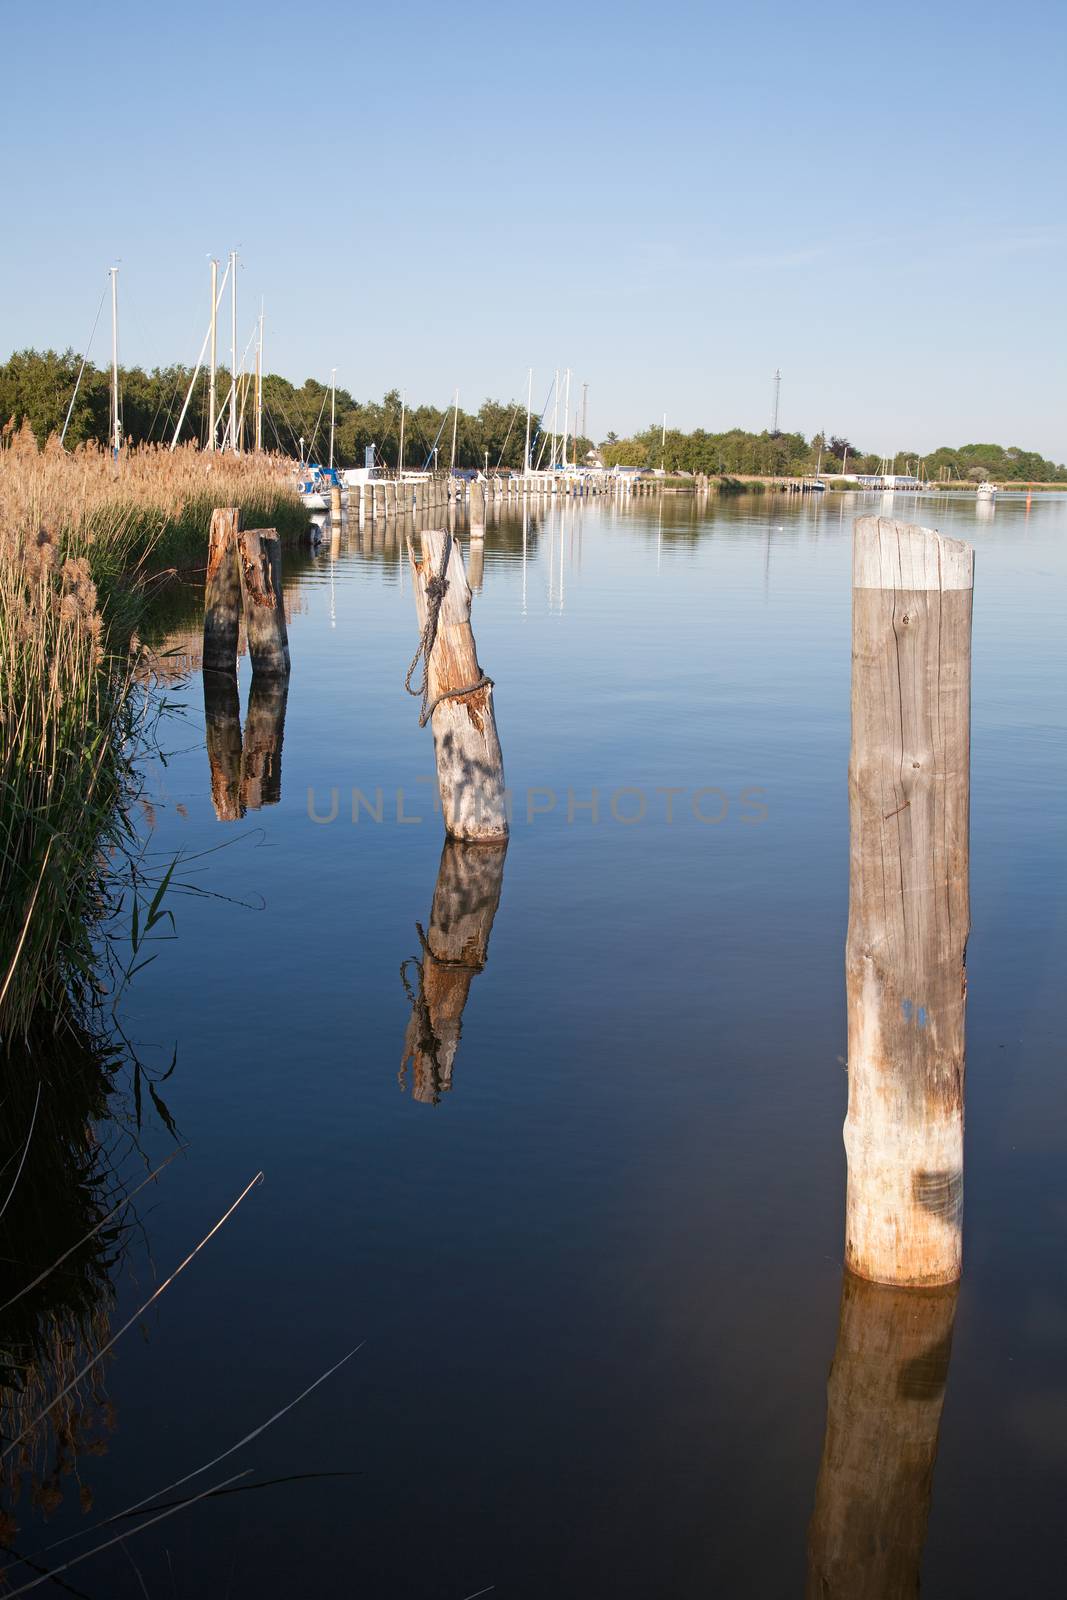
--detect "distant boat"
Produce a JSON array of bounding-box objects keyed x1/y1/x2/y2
[{"x1": 976, "y1": 481, "x2": 998, "y2": 499}]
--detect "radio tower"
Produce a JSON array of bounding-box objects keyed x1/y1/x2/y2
[{"x1": 771, "y1": 368, "x2": 782, "y2": 436}]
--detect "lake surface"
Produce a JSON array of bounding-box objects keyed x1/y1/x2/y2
[{"x1": 6, "y1": 489, "x2": 1066, "y2": 1596}]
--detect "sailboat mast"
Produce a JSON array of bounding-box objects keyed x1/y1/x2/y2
[
  {"x1": 229, "y1": 250, "x2": 238, "y2": 452},
  {"x1": 661, "y1": 412, "x2": 666, "y2": 473},
  {"x1": 255, "y1": 303, "x2": 263, "y2": 453},
  {"x1": 329, "y1": 367, "x2": 337, "y2": 469},
  {"x1": 551, "y1": 370, "x2": 559, "y2": 470},
  {"x1": 398, "y1": 392, "x2": 405, "y2": 476},
  {"x1": 524, "y1": 367, "x2": 533, "y2": 474},
  {"x1": 449, "y1": 388, "x2": 459, "y2": 473},
  {"x1": 109, "y1": 265, "x2": 120, "y2": 460},
  {"x1": 562, "y1": 368, "x2": 571, "y2": 469},
  {"x1": 208, "y1": 258, "x2": 218, "y2": 451}
]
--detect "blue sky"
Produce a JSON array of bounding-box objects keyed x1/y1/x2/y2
[{"x1": 2, "y1": 0, "x2": 1064, "y2": 457}]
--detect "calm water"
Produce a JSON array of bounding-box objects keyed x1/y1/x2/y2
[{"x1": 8, "y1": 490, "x2": 1067, "y2": 1596}]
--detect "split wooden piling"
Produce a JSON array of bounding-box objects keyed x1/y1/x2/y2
[
  {"x1": 844, "y1": 516, "x2": 973, "y2": 1286},
  {"x1": 406, "y1": 528, "x2": 508, "y2": 841},
  {"x1": 399, "y1": 838, "x2": 507, "y2": 1103},
  {"x1": 237, "y1": 528, "x2": 291, "y2": 678},
  {"x1": 202, "y1": 507, "x2": 242, "y2": 674}
]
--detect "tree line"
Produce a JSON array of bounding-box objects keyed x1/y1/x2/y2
[
  {"x1": 0, "y1": 349, "x2": 592, "y2": 470},
  {"x1": 3, "y1": 348, "x2": 1063, "y2": 482},
  {"x1": 599, "y1": 424, "x2": 1067, "y2": 483}
]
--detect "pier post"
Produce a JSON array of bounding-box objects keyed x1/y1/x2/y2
[
  {"x1": 330, "y1": 482, "x2": 342, "y2": 525},
  {"x1": 203, "y1": 507, "x2": 242, "y2": 673},
  {"x1": 406, "y1": 528, "x2": 508, "y2": 841},
  {"x1": 469, "y1": 479, "x2": 486, "y2": 535},
  {"x1": 844, "y1": 516, "x2": 972, "y2": 1285},
  {"x1": 237, "y1": 528, "x2": 291, "y2": 678}
]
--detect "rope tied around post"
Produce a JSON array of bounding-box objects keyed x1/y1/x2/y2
[{"x1": 403, "y1": 529, "x2": 492, "y2": 726}]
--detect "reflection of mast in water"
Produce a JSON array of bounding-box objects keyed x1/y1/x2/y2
[
  {"x1": 398, "y1": 839, "x2": 507, "y2": 1105},
  {"x1": 204, "y1": 672, "x2": 288, "y2": 818},
  {"x1": 806, "y1": 1271, "x2": 958, "y2": 1599},
  {"x1": 522, "y1": 497, "x2": 528, "y2": 616}
]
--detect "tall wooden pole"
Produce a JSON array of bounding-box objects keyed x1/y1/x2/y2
[
  {"x1": 109, "y1": 266, "x2": 120, "y2": 460},
  {"x1": 254, "y1": 302, "x2": 263, "y2": 453},
  {"x1": 229, "y1": 249, "x2": 238, "y2": 453},
  {"x1": 208, "y1": 258, "x2": 218, "y2": 452},
  {"x1": 806, "y1": 1272, "x2": 958, "y2": 1598},
  {"x1": 407, "y1": 529, "x2": 507, "y2": 841},
  {"x1": 845, "y1": 516, "x2": 973, "y2": 1286}
]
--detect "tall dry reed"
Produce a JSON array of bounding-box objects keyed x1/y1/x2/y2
[{"x1": 0, "y1": 425, "x2": 305, "y2": 1038}]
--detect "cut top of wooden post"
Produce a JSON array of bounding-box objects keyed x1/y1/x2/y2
[{"x1": 853, "y1": 516, "x2": 973, "y2": 592}]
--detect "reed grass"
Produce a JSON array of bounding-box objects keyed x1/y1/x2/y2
[{"x1": 0, "y1": 423, "x2": 304, "y2": 1040}]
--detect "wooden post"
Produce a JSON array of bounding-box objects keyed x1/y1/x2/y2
[
  {"x1": 806, "y1": 1272, "x2": 958, "y2": 1598},
  {"x1": 203, "y1": 507, "x2": 241, "y2": 673},
  {"x1": 407, "y1": 528, "x2": 508, "y2": 841},
  {"x1": 330, "y1": 482, "x2": 343, "y2": 525},
  {"x1": 203, "y1": 670, "x2": 243, "y2": 821},
  {"x1": 469, "y1": 479, "x2": 485, "y2": 535},
  {"x1": 237, "y1": 528, "x2": 291, "y2": 677},
  {"x1": 239, "y1": 674, "x2": 288, "y2": 810},
  {"x1": 399, "y1": 838, "x2": 507, "y2": 1104},
  {"x1": 845, "y1": 516, "x2": 973, "y2": 1286}
]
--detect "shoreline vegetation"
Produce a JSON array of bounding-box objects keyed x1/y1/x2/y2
[
  {"x1": 0, "y1": 423, "x2": 303, "y2": 1045},
  {"x1": 4, "y1": 349, "x2": 1065, "y2": 485}
]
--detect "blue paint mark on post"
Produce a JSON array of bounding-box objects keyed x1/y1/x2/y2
[
  {"x1": 901, "y1": 999, "x2": 913, "y2": 1022},
  {"x1": 917, "y1": 1006, "x2": 928, "y2": 1028}
]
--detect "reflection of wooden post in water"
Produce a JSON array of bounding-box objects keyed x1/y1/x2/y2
[
  {"x1": 239, "y1": 675, "x2": 288, "y2": 810},
  {"x1": 203, "y1": 507, "x2": 241, "y2": 672},
  {"x1": 467, "y1": 535, "x2": 484, "y2": 592},
  {"x1": 846, "y1": 517, "x2": 972, "y2": 1286},
  {"x1": 400, "y1": 840, "x2": 507, "y2": 1104},
  {"x1": 806, "y1": 1272, "x2": 958, "y2": 1599},
  {"x1": 204, "y1": 671, "x2": 243, "y2": 820},
  {"x1": 407, "y1": 529, "x2": 508, "y2": 840}
]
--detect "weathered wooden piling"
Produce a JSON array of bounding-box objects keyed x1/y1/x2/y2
[
  {"x1": 399, "y1": 838, "x2": 507, "y2": 1103},
  {"x1": 330, "y1": 483, "x2": 343, "y2": 523},
  {"x1": 237, "y1": 528, "x2": 291, "y2": 677},
  {"x1": 203, "y1": 670, "x2": 243, "y2": 820},
  {"x1": 239, "y1": 674, "x2": 288, "y2": 810},
  {"x1": 203, "y1": 507, "x2": 242, "y2": 674},
  {"x1": 469, "y1": 479, "x2": 486, "y2": 535},
  {"x1": 806, "y1": 1272, "x2": 958, "y2": 1598},
  {"x1": 844, "y1": 516, "x2": 972, "y2": 1286},
  {"x1": 406, "y1": 528, "x2": 507, "y2": 840}
]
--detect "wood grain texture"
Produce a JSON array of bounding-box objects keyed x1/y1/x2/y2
[
  {"x1": 237, "y1": 528, "x2": 291, "y2": 678},
  {"x1": 845, "y1": 517, "x2": 972, "y2": 1285},
  {"x1": 202, "y1": 507, "x2": 241, "y2": 674},
  {"x1": 400, "y1": 839, "x2": 506, "y2": 1103},
  {"x1": 806, "y1": 1271, "x2": 958, "y2": 1600},
  {"x1": 408, "y1": 529, "x2": 508, "y2": 841}
]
